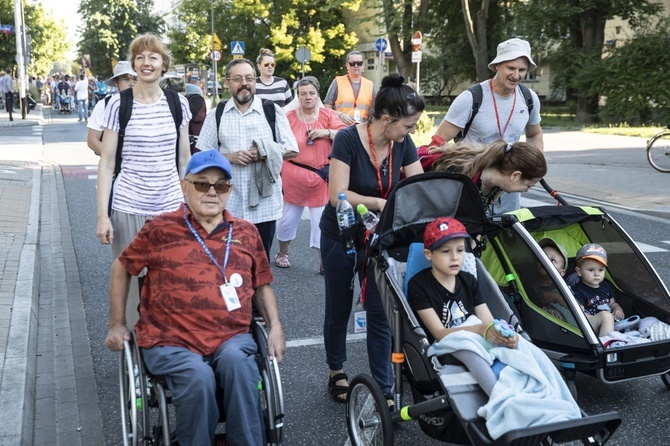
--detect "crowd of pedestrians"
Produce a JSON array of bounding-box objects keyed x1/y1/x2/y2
[{"x1": 32, "y1": 32, "x2": 546, "y2": 445}]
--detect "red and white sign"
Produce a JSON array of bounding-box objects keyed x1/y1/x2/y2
[{"x1": 412, "y1": 31, "x2": 423, "y2": 51}]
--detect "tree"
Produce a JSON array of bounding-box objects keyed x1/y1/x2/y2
[
  {"x1": 167, "y1": 0, "x2": 358, "y2": 88},
  {"x1": 0, "y1": 0, "x2": 68, "y2": 77},
  {"x1": 77, "y1": 0, "x2": 165, "y2": 77},
  {"x1": 597, "y1": 17, "x2": 670, "y2": 125},
  {"x1": 513, "y1": 0, "x2": 663, "y2": 123}
]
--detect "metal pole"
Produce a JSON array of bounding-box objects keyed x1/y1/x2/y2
[
  {"x1": 211, "y1": 0, "x2": 219, "y2": 107},
  {"x1": 13, "y1": 0, "x2": 27, "y2": 119},
  {"x1": 378, "y1": 50, "x2": 383, "y2": 88},
  {"x1": 416, "y1": 60, "x2": 420, "y2": 96}
]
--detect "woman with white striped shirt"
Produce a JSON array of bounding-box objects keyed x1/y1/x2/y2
[{"x1": 96, "y1": 33, "x2": 191, "y2": 326}]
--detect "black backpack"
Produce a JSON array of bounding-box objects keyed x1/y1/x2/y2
[
  {"x1": 455, "y1": 82, "x2": 534, "y2": 142},
  {"x1": 214, "y1": 99, "x2": 277, "y2": 146}
]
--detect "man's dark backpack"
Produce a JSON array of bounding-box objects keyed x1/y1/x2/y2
[
  {"x1": 454, "y1": 83, "x2": 535, "y2": 142},
  {"x1": 107, "y1": 88, "x2": 183, "y2": 215},
  {"x1": 214, "y1": 99, "x2": 277, "y2": 146}
]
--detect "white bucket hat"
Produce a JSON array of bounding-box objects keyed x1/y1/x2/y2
[
  {"x1": 105, "y1": 61, "x2": 137, "y2": 87},
  {"x1": 488, "y1": 38, "x2": 537, "y2": 71}
]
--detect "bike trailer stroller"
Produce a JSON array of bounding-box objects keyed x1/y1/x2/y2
[
  {"x1": 481, "y1": 200, "x2": 670, "y2": 398},
  {"x1": 345, "y1": 172, "x2": 621, "y2": 445}
]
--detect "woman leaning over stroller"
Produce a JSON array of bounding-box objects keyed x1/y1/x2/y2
[
  {"x1": 320, "y1": 73, "x2": 425, "y2": 405},
  {"x1": 428, "y1": 140, "x2": 547, "y2": 213}
]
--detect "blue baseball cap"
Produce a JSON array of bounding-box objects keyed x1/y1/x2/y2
[{"x1": 185, "y1": 150, "x2": 232, "y2": 179}]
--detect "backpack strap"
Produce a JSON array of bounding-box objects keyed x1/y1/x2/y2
[
  {"x1": 163, "y1": 88, "x2": 183, "y2": 174},
  {"x1": 518, "y1": 83, "x2": 534, "y2": 115},
  {"x1": 215, "y1": 98, "x2": 278, "y2": 146},
  {"x1": 455, "y1": 83, "x2": 483, "y2": 142},
  {"x1": 114, "y1": 88, "x2": 134, "y2": 177}
]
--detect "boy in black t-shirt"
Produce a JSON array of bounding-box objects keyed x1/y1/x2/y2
[{"x1": 408, "y1": 217, "x2": 517, "y2": 395}]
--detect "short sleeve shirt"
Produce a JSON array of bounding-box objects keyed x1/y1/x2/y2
[
  {"x1": 444, "y1": 80, "x2": 541, "y2": 145},
  {"x1": 408, "y1": 268, "x2": 484, "y2": 343},
  {"x1": 319, "y1": 125, "x2": 419, "y2": 239},
  {"x1": 119, "y1": 205, "x2": 274, "y2": 356},
  {"x1": 570, "y1": 280, "x2": 615, "y2": 315}
]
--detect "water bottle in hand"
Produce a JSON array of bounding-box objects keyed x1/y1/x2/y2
[
  {"x1": 356, "y1": 204, "x2": 379, "y2": 233},
  {"x1": 336, "y1": 192, "x2": 356, "y2": 254}
]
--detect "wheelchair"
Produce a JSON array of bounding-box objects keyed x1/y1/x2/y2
[{"x1": 119, "y1": 317, "x2": 285, "y2": 446}]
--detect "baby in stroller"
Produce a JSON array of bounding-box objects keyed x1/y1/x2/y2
[{"x1": 408, "y1": 217, "x2": 517, "y2": 396}]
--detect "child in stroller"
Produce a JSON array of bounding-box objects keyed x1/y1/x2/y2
[
  {"x1": 408, "y1": 217, "x2": 518, "y2": 396},
  {"x1": 58, "y1": 90, "x2": 71, "y2": 114}
]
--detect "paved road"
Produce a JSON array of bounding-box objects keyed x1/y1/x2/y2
[{"x1": 4, "y1": 110, "x2": 670, "y2": 445}]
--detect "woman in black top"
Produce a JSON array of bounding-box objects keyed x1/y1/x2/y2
[{"x1": 320, "y1": 73, "x2": 425, "y2": 404}]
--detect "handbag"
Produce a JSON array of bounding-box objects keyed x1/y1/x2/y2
[{"x1": 287, "y1": 160, "x2": 329, "y2": 182}]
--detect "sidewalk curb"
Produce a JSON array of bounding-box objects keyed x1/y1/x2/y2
[{"x1": 0, "y1": 166, "x2": 41, "y2": 445}]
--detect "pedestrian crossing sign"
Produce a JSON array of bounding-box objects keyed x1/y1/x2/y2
[{"x1": 231, "y1": 41, "x2": 245, "y2": 55}]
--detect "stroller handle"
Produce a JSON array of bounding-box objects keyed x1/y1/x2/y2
[{"x1": 539, "y1": 178, "x2": 569, "y2": 206}]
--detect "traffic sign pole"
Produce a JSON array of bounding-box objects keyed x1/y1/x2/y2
[
  {"x1": 210, "y1": 2, "x2": 219, "y2": 106},
  {"x1": 375, "y1": 38, "x2": 388, "y2": 88},
  {"x1": 412, "y1": 31, "x2": 423, "y2": 95}
]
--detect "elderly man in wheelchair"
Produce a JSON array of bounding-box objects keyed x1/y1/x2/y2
[{"x1": 105, "y1": 150, "x2": 286, "y2": 446}]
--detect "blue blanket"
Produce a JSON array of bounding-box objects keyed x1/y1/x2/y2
[{"x1": 432, "y1": 331, "x2": 581, "y2": 440}]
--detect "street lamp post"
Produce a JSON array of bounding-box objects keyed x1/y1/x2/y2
[{"x1": 211, "y1": 0, "x2": 219, "y2": 107}]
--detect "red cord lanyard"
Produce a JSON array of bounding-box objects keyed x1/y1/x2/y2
[
  {"x1": 367, "y1": 124, "x2": 393, "y2": 198},
  {"x1": 489, "y1": 79, "x2": 517, "y2": 140},
  {"x1": 348, "y1": 75, "x2": 360, "y2": 109}
]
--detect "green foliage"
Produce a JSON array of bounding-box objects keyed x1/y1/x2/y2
[
  {"x1": 77, "y1": 0, "x2": 165, "y2": 77},
  {"x1": 596, "y1": 18, "x2": 670, "y2": 125},
  {"x1": 414, "y1": 110, "x2": 436, "y2": 144},
  {"x1": 167, "y1": 0, "x2": 359, "y2": 88},
  {"x1": 0, "y1": 1, "x2": 69, "y2": 77},
  {"x1": 511, "y1": 0, "x2": 663, "y2": 122}
]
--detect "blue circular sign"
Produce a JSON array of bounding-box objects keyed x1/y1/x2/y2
[{"x1": 375, "y1": 38, "x2": 388, "y2": 52}]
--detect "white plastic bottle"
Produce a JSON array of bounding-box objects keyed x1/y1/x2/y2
[{"x1": 356, "y1": 203, "x2": 379, "y2": 233}]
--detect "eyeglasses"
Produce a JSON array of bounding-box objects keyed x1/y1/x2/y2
[
  {"x1": 263, "y1": 62, "x2": 276, "y2": 68},
  {"x1": 348, "y1": 61, "x2": 364, "y2": 67},
  {"x1": 185, "y1": 179, "x2": 232, "y2": 193},
  {"x1": 227, "y1": 75, "x2": 256, "y2": 84}
]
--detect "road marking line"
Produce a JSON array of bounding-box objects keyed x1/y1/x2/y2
[
  {"x1": 286, "y1": 333, "x2": 366, "y2": 348},
  {"x1": 88, "y1": 175, "x2": 97, "y2": 180},
  {"x1": 85, "y1": 166, "x2": 97, "y2": 170},
  {"x1": 661, "y1": 241, "x2": 670, "y2": 246},
  {"x1": 636, "y1": 242, "x2": 669, "y2": 253}
]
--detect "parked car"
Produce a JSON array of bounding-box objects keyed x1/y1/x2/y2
[
  {"x1": 160, "y1": 74, "x2": 186, "y2": 95},
  {"x1": 207, "y1": 81, "x2": 222, "y2": 96}
]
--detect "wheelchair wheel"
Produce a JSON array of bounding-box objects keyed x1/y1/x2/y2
[
  {"x1": 346, "y1": 374, "x2": 393, "y2": 446},
  {"x1": 150, "y1": 380, "x2": 172, "y2": 445},
  {"x1": 119, "y1": 335, "x2": 149, "y2": 446},
  {"x1": 647, "y1": 131, "x2": 670, "y2": 173},
  {"x1": 251, "y1": 319, "x2": 285, "y2": 445},
  {"x1": 661, "y1": 372, "x2": 670, "y2": 390}
]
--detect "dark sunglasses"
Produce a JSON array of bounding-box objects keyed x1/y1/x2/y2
[
  {"x1": 263, "y1": 62, "x2": 276, "y2": 68},
  {"x1": 348, "y1": 61, "x2": 364, "y2": 67},
  {"x1": 185, "y1": 179, "x2": 232, "y2": 193}
]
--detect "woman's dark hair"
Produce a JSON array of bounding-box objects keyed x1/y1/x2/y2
[{"x1": 370, "y1": 73, "x2": 425, "y2": 121}]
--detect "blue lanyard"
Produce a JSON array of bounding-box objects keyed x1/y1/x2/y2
[{"x1": 183, "y1": 208, "x2": 233, "y2": 283}]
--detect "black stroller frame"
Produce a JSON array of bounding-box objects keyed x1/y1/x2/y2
[
  {"x1": 481, "y1": 182, "x2": 670, "y2": 398},
  {"x1": 345, "y1": 172, "x2": 621, "y2": 446}
]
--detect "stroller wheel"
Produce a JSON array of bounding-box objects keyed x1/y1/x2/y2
[
  {"x1": 346, "y1": 374, "x2": 393, "y2": 446},
  {"x1": 661, "y1": 372, "x2": 670, "y2": 390}
]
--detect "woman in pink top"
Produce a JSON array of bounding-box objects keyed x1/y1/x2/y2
[{"x1": 276, "y1": 76, "x2": 346, "y2": 271}]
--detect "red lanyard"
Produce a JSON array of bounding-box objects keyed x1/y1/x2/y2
[
  {"x1": 489, "y1": 79, "x2": 517, "y2": 140},
  {"x1": 348, "y1": 75, "x2": 360, "y2": 109},
  {"x1": 367, "y1": 124, "x2": 393, "y2": 198}
]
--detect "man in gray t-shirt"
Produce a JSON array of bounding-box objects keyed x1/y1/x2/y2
[{"x1": 435, "y1": 38, "x2": 544, "y2": 213}]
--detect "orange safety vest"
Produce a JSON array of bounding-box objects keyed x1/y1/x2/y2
[{"x1": 334, "y1": 75, "x2": 374, "y2": 122}]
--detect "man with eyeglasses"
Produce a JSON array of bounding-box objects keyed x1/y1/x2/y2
[
  {"x1": 105, "y1": 149, "x2": 286, "y2": 446},
  {"x1": 196, "y1": 58, "x2": 299, "y2": 261},
  {"x1": 87, "y1": 61, "x2": 138, "y2": 155},
  {"x1": 324, "y1": 50, "x2": 377, "y2": 125}
]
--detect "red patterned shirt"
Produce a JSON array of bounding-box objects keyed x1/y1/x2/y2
[{"x1": 119, "y1": 204, "x2": 274, "y2": 355}]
